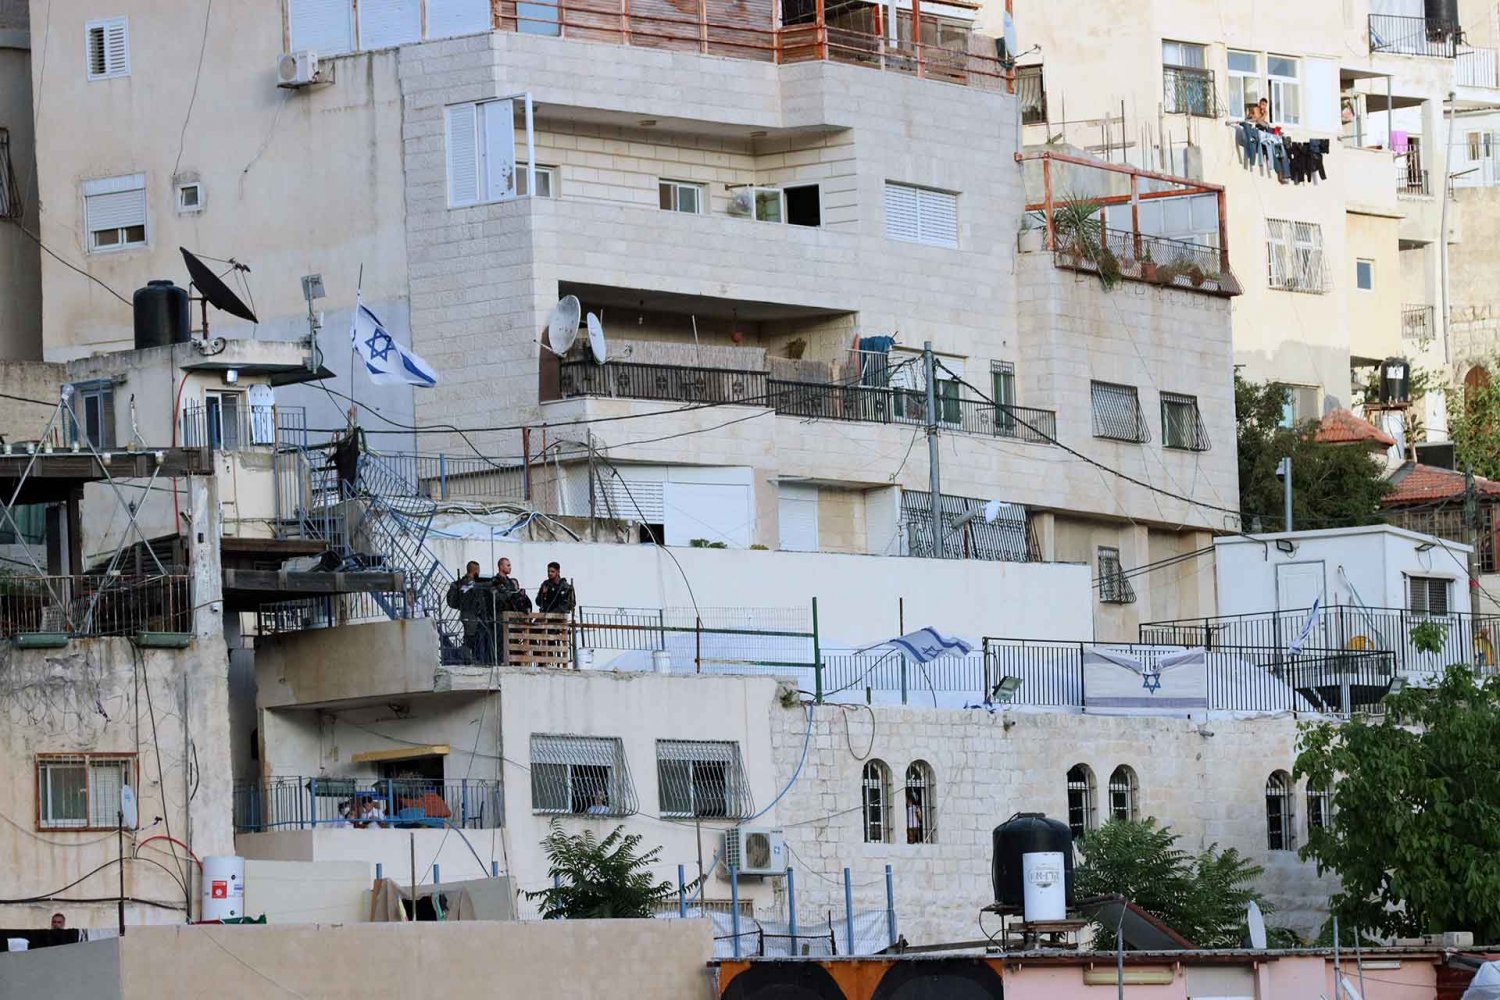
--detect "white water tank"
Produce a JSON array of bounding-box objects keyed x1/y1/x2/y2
[
  {"x1": 202, "y1": 855, "x2": 246, "y2": 921},
  {"x1": 1021, "y1": 851, "x2": 1067, "y2": 922},
  {"x1": 652, "y1": 650, "x2": 671, "y2": 674}
]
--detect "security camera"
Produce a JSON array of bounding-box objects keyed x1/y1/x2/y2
[{"x1": 1274, "y1": 457, "x2": 1291, "y2": 480}]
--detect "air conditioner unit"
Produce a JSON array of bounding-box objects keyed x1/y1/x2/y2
[
  {"x1": 725, "y1": 827, "x2": 785, "y2": 877},
  {"x1": 277, "y1": 50, "x2": 323, "y2": 88}
]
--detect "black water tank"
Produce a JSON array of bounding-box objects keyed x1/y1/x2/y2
[
  {"x1": 992, "y1": 812, "x2": 1075, "y2": 909},
  {"x1": 133, "y1": 280, "x2": 190, "y2": 350},
  {"x1": 1380, "y1": 357, "x2": 1411, "y2": 404}
]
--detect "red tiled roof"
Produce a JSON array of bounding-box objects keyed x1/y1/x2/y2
[
  {"x1": 1382, "y1": 462, "x2": 1500, "y2": 506},
  {"x1": 1314, "y1": 408, "x2": 1397, "y2": 448}
]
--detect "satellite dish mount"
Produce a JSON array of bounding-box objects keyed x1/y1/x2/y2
[{"x1": 180, "y1": 247, "x2": 259, "y2": 340}]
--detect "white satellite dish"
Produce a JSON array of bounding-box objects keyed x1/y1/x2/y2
[
  {"x1": 120, "y1": 784, "x2": 138, "y2": 829},
  {"x1": 586, "y1": 312, "x2": 608, "y2": 365},
  {"x1": 1246, "y1": 900, "x2": 1267, "y2": 949},
  {"x1": 544, "y1": 295, "x2": 581, "y2": 355}
]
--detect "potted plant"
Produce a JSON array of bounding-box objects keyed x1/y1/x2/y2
[
  {"x1": 1139, "y1": 246, "x2": 1159, "y2": 283},
  {"x1": 1187, "y1": 264, "x2": 1206, "y2": 287}
]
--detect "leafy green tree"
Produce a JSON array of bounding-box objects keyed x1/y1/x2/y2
[
  {"x1": 1236, "y1": 374, "x2": 1391, "y2": 531},
  {"x1": 1074, "y1": 818, "x2": 1271, "y2": 947},
  {"x1": 1447, "y1": 372, "x2": 1500, "y2": 480},
  {"x1": 1295, "y1": 666, "x2": 1500, "y2": 940},
  {"x1": 524, "y1": 821, "x2": 682, "y2": 919}
]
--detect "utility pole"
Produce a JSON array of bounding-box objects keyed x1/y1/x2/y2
[
  {"x1": 1278, "y1": 456, "x2": 1293, "y2": 532},
  {"x1": 923, "y1": 342, "x2": 944, "y2": 558}
]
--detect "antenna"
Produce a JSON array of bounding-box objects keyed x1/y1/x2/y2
[
  {"x1": 1246, "y1": 900, "x2": 1267, "y2": 949},
  {"x1": 180, "y1": 248, "x2": 259, "y2": 338},
  {"x1": 543, "y1": 295, "x2": 581, "y2": 355},
  {"x1": 586, "y1": 312, "x2": 608, "y2": 365}
]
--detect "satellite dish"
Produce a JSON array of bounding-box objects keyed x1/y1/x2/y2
[
  {"x1": 120, "y1": 784, "x2": 138, "y2": 829},
  {"x1": 586, "y1": 312, "x2": 608, "y2": 365},
  {"x1": 180, "y1": 248, "x2": 258, "y2": 324},
  {"x1": 728, "y1": 188, "x2": 755, "y2": 217},
  {"x1": 983, "y1": 499, "x2": 1004, "y2": 524},
  {"x1": 544, "y1": 295, "x2": 581, "y2": 355},
  {"x1": 1246, "y1": 900, "x2": 1267, "y2": 949}
]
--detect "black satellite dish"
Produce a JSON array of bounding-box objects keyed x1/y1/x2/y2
[{"x1": 180, "y1": 247, "x2": 258, "y2": 324}]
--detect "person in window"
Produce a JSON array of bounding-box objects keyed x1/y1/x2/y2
[
  {"x1": 493, "y1": 557, "x2": 532, "y2": 614},
  {"x1": 535, "y1": 562, "x2": 576, "y2": 615},
  {"x1": 1256, "y1": 98, "x2": 1270, "y2": 124},
  {"x1": 357, "y1": 795, "x2": 387, "y2": 829},
  {"x1": 50, "y1": 913, "x2": 66, "y2": 931},
  {"x1": 905, "y1": 788, "x2": 925, "y2": 844},
  {"x1": 585, "y1": 789, "x2": 610, "y2": 816}
]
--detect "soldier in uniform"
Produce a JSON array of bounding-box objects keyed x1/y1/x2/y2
[{"x1": 535, "y1": 561, "x2": 576, "y2": 615}]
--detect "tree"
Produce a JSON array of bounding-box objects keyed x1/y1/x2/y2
[
  {"x1": 1236, "y1": 374, "x2": 1390, "y2": 531},
  {"x1": 1447, "y1": 371, "x2": 1500, "y2": 480},
  {"x1": 1073, "y1": 818, "x2": 1270, "y2": 947},
  {"x1": 1295, "y1": 666, "x2": 1500, "y2": 941},
  {"x1": 524, "y1": 821, "x2": 682, "y2": 919}
]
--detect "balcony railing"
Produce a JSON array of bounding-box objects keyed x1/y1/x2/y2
[
  {"x1": 1396, "y1": 155, "x2": 1431, "y2": 196},
  {"x1": 1368, "y1": 14, "x2": 1462, "y2": 58},
  {"x1": 1162, "y1": 65, "x2": 1217, "y2": 117},
  {"x1": 0, "y1": 574, "x2": 192, "y2": 639},
  {"x1": 1458, "y1": 47, "x2": 1500, "y2": 87},
  {"x1": 560, "y1": 361, "x2": 769, "y2": 406},
  {"x1": 1055, "y1": 227, "x2": 1239, "y2": 296},
  {"x1": 180, "y1": 404, "x2": 307, "y2": 451},
  {"x1": 1017, "y1": 65, "x2": 1046, "y2": 124},
  {"x1": 1402, "y1": 304, "x2": 1436, "y2": 346},
  {"x1": 234, "y1": 776, "x2": 503, "y2": 833},
  {"x1": 0, "y1": 129, "x2": 20, "y2": 221}
]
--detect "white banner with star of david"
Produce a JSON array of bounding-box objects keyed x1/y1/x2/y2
[
  {"x1": 1082, "y1": 645, "x2": 1208, "y2": 713},
  {"x1": 351, "y1": 295, "x2": 438, "y2": 388}
]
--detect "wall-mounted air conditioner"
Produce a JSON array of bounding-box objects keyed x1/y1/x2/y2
[
  {"x1": 277, "y1": 50, "x2": 324, "y2": 89},
  {"x1": 725, "y1": 827, "x2": 785, "y2": 877}
]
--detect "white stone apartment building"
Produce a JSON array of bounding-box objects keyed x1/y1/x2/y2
[{"x1": 1002, "y1": 0, "x2": 1492, "y2": 437}]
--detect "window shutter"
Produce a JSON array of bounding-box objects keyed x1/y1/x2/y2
[
  {"x1": 446, "y1": 103, "x2": 480, "y2": 206},
  {"x1": 88, "y1": 26, "x2": 107, "y2": 76},
  {"x1": 1304, "y1": 57, "x2": 1338, "y2": 133},
  {"x1": 427, "y1": 0, "x2": 491, "y2": 38},
  {"x1": 106, "y1": 20, "x2": 128, "y2": 74},
  {"x1": 482, "y1": 99, "x2": 517, "y2": 202},
  {"x1": 884, "y1": 182, "x2": 920, "y2": 242},
  {"x1": 288, "y1": 0, "x2": 353, "y2": 54},
  {"x1": 357, "y1": 0, "x2": 420, "y2": 48},
  {"x1": 84, "y1": 177, "x2": 147, "y2": 232},
  {"x1": 777, "y1": 484, "x2": 820, "y2": 553},
  {"x1": 917, "y1": 188, "x2": 959, "y2": 247}
]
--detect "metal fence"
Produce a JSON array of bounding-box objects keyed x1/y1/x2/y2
[
  {"x1": 368, "y1": 451, "x2": 528, "y2": 503},
  {"x1": 1057, "y1": 228, "x2": 1236, "y2": 296},
  {"x1": 1368, "y1": 13, "x2": 1461, "y2": 58},
  {"x1": 1458, "y1": 46, "x2": 1500, "y2": 87},
  {"x1": 234, "y1": 776, "x2": 503, "y2": 833},
  {"x1": 0, "y1": 574, "x2": 191, "y2": 638},
  {"x1": 0, "y1": 128, "x2": 20, "y2": 221},
  {"x1": 561, "y1": 361, "x2": 769, "y2": 406},
  {"x1": 573, "y1": 605, "x2": 817, "y2": 676},
  {"x1": 180, "y1": 404, "x2": 306, "y2": 451},
  {"x1": 898, "y1": 489, "x2": 1038, "y2": 562},
  {"x1": 1397, "y1": 156, "x2": 1430, "y2": 196},
  {"x1": 256, "y1": 590, "x2": 414, "y2": 636},
  {"x1": 1401, "y1": 304, "x2": 1436, "y2": 347}
]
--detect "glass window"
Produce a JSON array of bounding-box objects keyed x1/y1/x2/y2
[
  {"x1": 1307, "y1": 780, "x2": 1332, "y2": 833},
  {"x1": 1407, "y1": 576, "x2": 1451, "y2": 615},
  {"x1": 37, "y1": 755, "x2": 134, "y2": 830},
  {"x1": 1356, "y1": 258, "x2": 1374, "y2": 291},
  {"x1": 1066, "y1": 764, "x2": 1095, "y2": 839},
  {"x1": 1228, "y1": 49, "x2": 1262, "y2": 118},
  {"x1": 530, "y1": 735, "x2": 634, "y2": 816},
  {"x1": 862, "y1": 760, "x2": 891, "y2": 843},
  {"x1": 656, "y1": 740, "x2": 751, "y2": 818},
  {"x1": 516, "y1": 164, "x2": 558, "y2": 198},
  {"x1": 1266, "y1": 771, "x2": 1295, "y2": 850},
  {"x1": 205, "y1": 391, "x2": 243, "y2": 451},
  {"x1": 83, "y1": 174, "x2": 147, "y2": 253},
  {"x1": 1268, "y1": 55, "x2": 1301, "y2": 125},
  {"x1": 1107, "y1": 766, "x2": 1138, "y2": 822},
  {"x1": 659, "y1": 180, "x2": 706, "y2": 215},
  {"x1": 1161, "y1": 392, "x2": 1208, "y2": 451},
  {"x1": 1161, "y1": 39, "x2": 1206, "y2": 68}
]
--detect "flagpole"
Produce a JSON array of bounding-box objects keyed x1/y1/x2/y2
[{"x1": 348, "y1": 265, "x2": 364, "y2": 432}]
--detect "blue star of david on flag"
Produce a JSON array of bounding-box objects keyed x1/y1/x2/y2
[
  {"x1": 350, "y1": 293, "x2": 437, "y2": 388},
  {"x1": 1141, "y1": 670, "x2": 1162, "y2": 693},
  {"x1": 364, "y1": 329, "x2": 395, "y2": 362}
]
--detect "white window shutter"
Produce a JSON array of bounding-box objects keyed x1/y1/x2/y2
[
  {"x1": 446, "y1": 103, "x2": 480, "y2": 206},
  {"x1": 482, "y1": 99, "x2": 517, "y2": 202},
  {"x1": 357, "y1": 0, "x2": 421, "y2": 48},
  {"x1": 1304, "y1": 57, "x2": 1338, "y2": 133},
  {"x1": 427, "y1": 0, "x2": 491, "y2": 37},
  {"x1": 917, "y1": 188, "x2": 959, "y2": 248},
  {"x1": 778, "y1": 485, "x2": 820, "y2": 552},
  {"x1": 83, "y1": 174, "x2": 147, "y2": 231},
  {"x1": 288, "y1": 0, "x2": 353, "y2": 54},
  {"x1": 884, "y1": 183, "x2": 920, "y2": 242},
  {"x1": 106, "y1": 20, "x2": 129, "y2": 75}
]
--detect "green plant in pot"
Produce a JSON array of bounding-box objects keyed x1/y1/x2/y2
[
  {"x1": 1187, "y1": 263, "x2": 1207, "y2": 287},
  {"x1": 1139, "y1": 245, "x2": 1159, "y2": 283}
]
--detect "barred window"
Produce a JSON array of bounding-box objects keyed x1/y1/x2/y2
[
  {"x1": 904, "y1": 761, "x2": 935, "y2": 844},
  {"x1": 1407, "y1": 575, "x2": 1451, "y2": 616},
  {"x1": 37, "y1": 754, "x2": 135, "y2": 830},
  {"x1": 656, "y1": 740, "x2": 753, "y2": 820},
  {"x1": 1266, "y1": 770, "x2": 1295, "y2": 850},
  {"x1": 862, "y1": 759, "x2": 892, "y2": 843},
  {"x1": 530, "y1": 735, "x2": 636, "y2": 817},
  {"x1": 1108, "y1": 765, "x2": 1138, "y2": 822},
  {"x1": 1091, "y1": 381, "x2": 1150, "y2": 443},
  {"x1": 1267, "y1": 218, "x2": 1326, "y2": 293},
  {"x1": 1306, "y1": 779, "x2": 1332, "y2": 833},
  {"x1": 1066, "y1": 763, "x2": 1096, "y2": 839},
  {"x1": 1097, "y1": 547, "x2": 1136, "y2": 604},
  {"x1": 1161, "y1": 392, "x2": 1210, "y2": 451}
]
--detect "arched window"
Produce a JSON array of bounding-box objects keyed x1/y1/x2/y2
[
  {"x1": 904, "y1": 761, "x2": 935, "y2": 844},
  {"x1": 1107, "y1": 766, "x2": 1138, "y2": 823},
  {"x1": 1266, "y1": 771, "x2": 1296, "y2": 850},
  {"x1": 862, "y1": 760, "x2": 892, "y2": 844},
  {"x1": 1066, "y1": 764, "x2": 1096, "y2": 839},
  {"x1": 1466, "y1": 365, "x2": 1491, "y2": 393},
  {"x1": 1305, "y1": 777, "x2": 1331, "y2": 834}
]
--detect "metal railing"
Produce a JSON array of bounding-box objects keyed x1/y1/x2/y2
[
  {"x1": 1368, "y1": 14, "x2": 1462, "y2": 58},
  {"x1": 560, "y1": 361, "x2": 769, "y2": 406},
  {"x1": 0, "y1": 128, "x2": 20, "y2": 221},
  {"x1": 1017, "y1": 64, "x2": 1046, "y2": 124},
  {"x1": 234, "y1": 776, "x2": 503, "y2": 833},
  {"x1": 1458, "y1": 46, "x2": 1500, "y2": 87},
  {"x1": 369, "y1": 452, "x2": 528, "y2": 503},
  {"x1": 1056, "y1": 227, "x2": 1236, "y2": 295},
  {"x1": 1384, "y1": 506, "x2": 1498, "y2": 574},
  {"x1": 1162, "y1": 66, "x2": 1217, "y2": 117},
  {"x1": 256, "y1": 591, "x2": 416, "y2": 636},
  {"x1": 1397, "y1": 156, "x2": 1431, "y2": 196},
  {"x1": 0, "y1": 574, "x2": 192, "y2": 639},
  {"x1": 1402, "y1": 304, "x2": 1436, "y2": 346},
  {"x1": 1139, "y1": 605, "x2": 1500, "y2": 675},
  {"x1": 180, "y1": 404, "x2": 306, "y2": 451}
]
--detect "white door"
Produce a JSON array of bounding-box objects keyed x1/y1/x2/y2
[
  {"x1": 1276, "y1": 561, "x2": 1325, "y2": 613},
  {"x1": 777, "y1": 484, "x2": 820, "y2": 552}
]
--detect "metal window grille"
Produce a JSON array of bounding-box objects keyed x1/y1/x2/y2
[
  {"x1": 1091, "y1": 381, "x2": 1149, "y2": 442},
  {"x1": 1066, "y1": 764, "x2": 1095, "y2": 839},
  {"x1": 1407, "y1": 575, "x2": 1451, "y2": 616},
  {"x1": 991, "y1": 360, "x2": 1017, "y2": 436},
  {"x1": 1306, "y1": 782, "x2": 1332, "y2": 832},
  {"x1": 37, "y1": 754, "x2": 135, "y2": 829},
  {"x1": 1097, "y1": 547, "x2": 1136, "y2": 605},
  {"x1": 1163, "y1": 65, "x2": 1217, "y2": 117},
  {"x1": 862, "y1": 760, "x2": 891, "y2": 843},
  {"x1": 656, "y1": 740, "x2": 753, "y2": 820},
  {"x1": 900, "y1": 489, "x2": 1036, "y2": 562},
  {"x1": 1160, "y1": 392, "x2": 1210, "y2": 451},
  {"x1": 903, "y1": 761, "x2": 935, "y2": 844},
  {"x1": 1108, "y1": 766, "x2": 1137, "y2": 822},
  {"x1": 0, "y1": 129, "x2": 21, "y2": 220},
  {"x1": 530, "y1": 734, "x2": 636, "y2": 817},
  {"x1": 1267, "y1": 218, "x2": 1327, "y2": 293},
  {"x1": 1266, "y1": 772, "x2": 1295, "y2": 850}
]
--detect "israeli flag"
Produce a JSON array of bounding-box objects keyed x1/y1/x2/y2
[
  {"x1": 350, "y1": 296, "x2": 438, "y2": 388},
  {"x1": 1287, "y1": 596, "x2": 1322, "y2": 655},
  {"x1": 870, "y1": 627, "x2": 975, "y2": 664}
]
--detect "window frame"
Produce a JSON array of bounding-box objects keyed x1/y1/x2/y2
[
  {"x1": 1090, "y1": 380, "x2": 1150, "y2": 443},
  {"x1": 1161, "y1": 391, "x2": 1210, "y2": 452},
  {"x1": 1267, "y1": 54, "x2": 1301, "y2": 126},
  {"x1": 659, "y1": 179, "x2": 707, "y2": 216},
  {"x1": 656, "y1": 739, "x2": 750, "y2": 820},
  {"x1": 446, "y1": 99, "x2": 517, "y2": 209},
  {"x1": 1267, "y1": 218, "x2": 1326, "y2": 293},
  {"x1": 70, "y1": 380, "x2": 116, "y2": 450},
  {"x1": 862, "y1": 759, "x2": 892, "y2": 844},
  {"x1": 36, "y1": 753, "x2": 138, "y2": 831},
  {"x1": 204, "y1": 390, "x2": 245, "y2": 451},
  {"x1": 1066, "y1": 763, "x2": 1096, "y2": 839},
  {"x1": 1107, "y1": 765, "x2": 1138, "y2": 823},
  {"x1": 1227, "y1": 49, "x2": 1262, "y2": 119},
  {"x1": 1161, "y1": 39, "x2": 1212, "y2": 117},
  {"x1": 991, "y1": 360, "x2": 1017, "y2": 435},
  {"x1": 1356, "y1": 258, "x2": 1375, "y2": 291},
  {"x1": 529, "y1": 734, "x2": 634, "y2": 817},
  {"x1": 883, "y1": 182, "x2": 959, "y2": 249},
  {"x1": 1306, "y1": 779, "x2": 1332, "y2": 834},
  {"x1": 1406, "y1": 575, "x2": 1452, "y2": 616},
  {"x1": 83, "y1": 173, "x2": 148, "y2": 254},
  {"x1": 903, "y1": 760, "x2": 935, "y2": 844},
  {"x1": 1097, "y1": 546, "x2": 1136, "y2": 604},
  {"x1": 85, "y1": 17, "x2": 130, "y2": 81},
  {"x1": 175, "y1": 181, "x2": 204, "y2": 214},
  {"x1": 1266, "y1": 770, "x2": 1296, "y2": 851},
  {"x1": 516, "y1": 163, "x2": 558, "y2": 199}
]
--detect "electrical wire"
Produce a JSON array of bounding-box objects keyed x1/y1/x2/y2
[
  {"x1": 172, "y1": 0, "x2": 213, "y2": 180},
  {"x1": 1, "y1": 220, "x2": 132, "y2": 305},
  {"x1": 132, "y1": 645, "x2": 189, "y2": 892}
]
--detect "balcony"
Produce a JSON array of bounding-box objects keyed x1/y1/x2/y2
[
  {"x1": 180, "y1": 403, "x2": 307, "y2": 451},
  {"x1": 1396, "y1": 154, "x2": 1430, "y2": 197},
  {"x1": 0, "y1": 574, "x2": 192, "y2": 640},
  {"x1": 1368, "y1": 13, "x2": 1462, "y2": 58},
  {"x1": 234, "y1": 776, "x2": 503, "y2": 833},
  {"x1": 1458, "y1": 47, "x2": 1500, "y2": 88},
  {"x1": 1402, "y1": 304, "x2": 1436, "y2": 348},
  {"x1": 1162, "y1": 66, "x2": 1217, "y2": 118}
]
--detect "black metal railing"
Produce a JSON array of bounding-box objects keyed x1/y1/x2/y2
[
  {"x1": 1396, "y1": 156, "x2": 1431, "y2": 196},
  {"x1": 0, "y1": 129, "x2": 20, "y2": 221},
  {"x1": 560, "y1": 360, "x2": 769, "y2": 405},
  {"x1": 1162, "y1": 65, "x2": 1217, "y2": 117},
  {"x1": 0, "y1": 574, "x2": 192, "y2": 639},
  {"x1": 1401, "y1": 304, "x2": 1435, "y2": 345},
  {"x1": 234, "y1": 776, "x2": 504, "y2": 833},
  {"x1": 181, "y1": 404, "x2": 307, "y2": 451},
  {"x1": 1055, "y1": 228, "x2": 1237, "y2": 296},
  {"x1": 1017, "y1": 64, "x2": 1047, "y2": 124},
  {"x1": 1368, "y1": 14, "x2": 1462, "y2": 58}
]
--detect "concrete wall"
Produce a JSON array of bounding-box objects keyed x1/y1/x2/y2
[
  {"x1": 0, "y1": 360, "x2": 64, "y2": 436},
  {"x1": 0, "y1": 2, "x2": 42, "y2": 362},
  {"x1": 257, "y1": 619, "x2": 442, "y2": 708},
  {"x1": 1450, "y1": 185, "x2": 1500, "y2": 371}
]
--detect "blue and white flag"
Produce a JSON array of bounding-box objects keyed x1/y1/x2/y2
[
  {"x1": 872, "y1": 627, "x2": 974, "y2": 664},
  {"x1": 351, "y1": 296, "x2": 437, "y2": 388},
  {"x1": 1287, "y1": 596, "x2": 1322, "y2": 655}
]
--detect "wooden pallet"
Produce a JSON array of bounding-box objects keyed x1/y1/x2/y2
[{"x1": 503, "y1": 612, "x2": 572, "y2": 667}]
